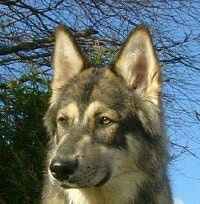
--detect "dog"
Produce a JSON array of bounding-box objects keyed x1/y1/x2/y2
[{"x1": 42, "y1": 25, "x2": 173, "y2": 204}]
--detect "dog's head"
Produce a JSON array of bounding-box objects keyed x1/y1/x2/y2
[{"x1": 44, "y1": 25, "x2": 166, "y2": 190}]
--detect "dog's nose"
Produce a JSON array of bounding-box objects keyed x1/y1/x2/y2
[{"x1": 49, "y1": 158, "x2": 78, "y2": 181}]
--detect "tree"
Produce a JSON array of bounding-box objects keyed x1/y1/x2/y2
[
  {"x1": 0, "y1": 84, "x2": 48, "y2": 203},
  {"x1": 0, "y1": 0, "x2": 200, "y2": 202}
]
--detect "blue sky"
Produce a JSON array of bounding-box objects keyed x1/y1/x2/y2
[
  {"x1": 172, "y1": 154, "x2": 200, "y2": 204},
  {"x1": 165, "y1": 70, "x2": 200, "y2": 203},
  {"x1": 170, "y1": 125, "x2": 200, "y2": 204},
  {"x1": 161, "y1": 4, "x2": 200, "y2": 201}
]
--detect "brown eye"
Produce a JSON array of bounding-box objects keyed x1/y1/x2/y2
[
  {"x1": 99, "y1": 116, "x2": 113, "y2": 126},
  {"x1": 57, "y1": 115, "x2": 67, "y2": 126}
]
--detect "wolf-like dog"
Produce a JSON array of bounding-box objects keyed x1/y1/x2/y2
[{"x1": 42, "y1": 25, "x2": 173, "y2": 204}]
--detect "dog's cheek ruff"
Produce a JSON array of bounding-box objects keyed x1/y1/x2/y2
[{"x1": 44, "y1": 106, "x2": 57, "y2": 138}]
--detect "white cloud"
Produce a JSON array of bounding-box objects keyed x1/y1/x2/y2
[{"x1": 174, "y1": 197, "x2": 185, "y2": 204}]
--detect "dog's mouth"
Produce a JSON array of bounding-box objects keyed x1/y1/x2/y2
[
  {"x1": 95, "y1": 171, "x2": 111, "y2": 187},
  {"x1": 59, "y1": 171, "x2": 111, "y2": 189}
]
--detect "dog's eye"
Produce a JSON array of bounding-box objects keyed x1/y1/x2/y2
[
  {"x1": 57, "y1": 115, "x2": 67, "y2": 126},
  {"x1": 99, "y1": 116, "x2": 113, "y2": 126}
]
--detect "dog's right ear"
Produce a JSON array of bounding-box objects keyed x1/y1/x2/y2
[
  {"x1": 51, "y1": 25, "x2": 85, "y2": 103},
  {"x1": 112, "y1": 25, "x2": 161, "y2": 106}
]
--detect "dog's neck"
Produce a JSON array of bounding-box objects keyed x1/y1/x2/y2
[
  {"x1": 66, "y1": 174, "x2": 172, "y2": 204},
  {"x1": 66, "y1": 187, "x2": 134, "y2": 204},
  {"x1": 66, "y1": 172, "x2": 143, "y2": 204}
]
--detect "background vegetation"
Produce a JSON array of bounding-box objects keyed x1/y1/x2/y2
[{"x1": 0, "y1": 1, "x2": 199, "y2": 203}]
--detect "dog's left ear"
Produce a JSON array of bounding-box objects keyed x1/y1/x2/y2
[
  {"x1": 51, "y1": 25, "x2": 87, "y2": 103},
  {"x1": 113, "y1": 25, "x2": 161, "y2": 105}
]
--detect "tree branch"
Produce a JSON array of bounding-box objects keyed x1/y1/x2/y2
[{"x1": 0, "y1": 37, "x2": 54, "y2": 56}]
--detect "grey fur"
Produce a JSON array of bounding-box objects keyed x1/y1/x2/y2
[{"x1": 42, "y1": 25, "x2": 173, "y2": 204}]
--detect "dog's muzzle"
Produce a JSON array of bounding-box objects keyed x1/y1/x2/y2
[{"x1": 49, "y1": 157, "x2": 111, "y2": 188}]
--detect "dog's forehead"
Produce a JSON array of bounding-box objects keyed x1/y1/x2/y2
[
  {"x1": 58, "y1": 101, "x2": 119, "y2": 120},
  {"x1": 58, "y1": 102, "x2": 79, "y2": 118},
  {"x1": 57, "y1": 67, "x2": 130, "y2": 115},
  {"x1": 65, "y1": 67, "x2": 105, "y2": 101}
]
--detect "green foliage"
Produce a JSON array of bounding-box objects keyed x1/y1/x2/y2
[
  {"x1": 91, "y1": 45, "x2": 116, "y2": 66},
  {"x1": 0, "y1": 85, "x2": 49, "y2": 203}
]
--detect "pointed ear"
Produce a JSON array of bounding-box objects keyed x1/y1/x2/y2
[
  {"x1": 51, "y1": 25, "x2": 85, "y2": 103},
  {"x1": 113, "y1": 25, "x2": 161, "y2": 105}
]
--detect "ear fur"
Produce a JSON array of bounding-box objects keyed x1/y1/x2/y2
[
  {"x1": 51, "y1": 25, "x2": 86, "y2": 103},
  {"x1": 113, "y1": 25, "x2": 161, "y2": 105}
]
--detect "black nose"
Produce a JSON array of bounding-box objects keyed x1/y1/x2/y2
[{"x1": 49, "y1": 157, "x2": 78, "y2": 181}]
